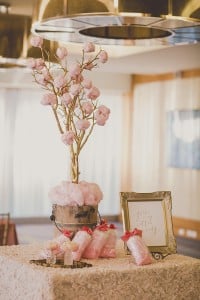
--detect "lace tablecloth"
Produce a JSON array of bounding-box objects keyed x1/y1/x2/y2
[{"x1": 0, "y1": 241, "x2": 199, "y2": 300}]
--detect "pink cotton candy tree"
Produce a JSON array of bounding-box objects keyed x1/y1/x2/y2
[{"x1": 28, "y1": 36, "x2": 110, "y2": 203}]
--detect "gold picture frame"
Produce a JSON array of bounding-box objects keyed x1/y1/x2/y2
[{"x1": 120, "y1": 191, "x2": 177, "y2": 257}]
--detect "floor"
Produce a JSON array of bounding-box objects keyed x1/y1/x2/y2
[{"x1": 16, "y1": 222, "x2": 200, "y2": 259}]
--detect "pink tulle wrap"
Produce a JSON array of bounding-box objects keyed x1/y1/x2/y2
[
  {"x1": 83, "y1": 225, "x2": 109, "y2": 259},
  {"x1": 72, "y1": 227, "x2": 92, "y2": 261},
  {"x1": 48, "y1": 180, "x2": 103, "y2": 206},
  {"x1": 100, "y1": 224, "x2": 118, "y2": 258},
  {"x1": 121, "y1": 229, "x2": 152, "y2": 266}
]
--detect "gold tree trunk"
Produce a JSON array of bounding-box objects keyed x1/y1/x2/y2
[{"x1": 70, "y1": 146, "x2": 80, "y2": 183}]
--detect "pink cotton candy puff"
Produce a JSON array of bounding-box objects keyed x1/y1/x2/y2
[
  {"x1": 70, "y1": 84, "x2": 81, "y2": 96},
  {"x1": 48, "y1": 181, "x2": 103, "y2": 206},
  {"x1": 82, "y1": 101, "x2": 94, "y2": 114},
  {"x1": 61, "y1": 131, "x2": 75, "y2": 145},
  {"x1": 76, "y1": 119, "x2": 90, "y2": 131},
  {"x1": 87, "y1": 86, "x2": 100, "y2": 100},
  {"x1": 69, "y1": 63, "x2": 81, "y2": 78},
  {"x1": 54, "y1": 75, "x2": 67, "y2": 89},
  {"x1": 83, "y1": 42, "x2": 95, "y2": 53},
  {"x1": 56, "y1": 47, "x2": 68, "y2": 59},
  {"x1": 99, "y1": 50, "x2": 108, "y2": 63},
  {"x1": 30, "y1": 36, "x2": 43, "y2": 48},
  {"x1": 41, "y1": 93, "x2": 57, "y2": 105},
  {"x1": 61, "y1": 93, "x2": 72, "y2": 106}
]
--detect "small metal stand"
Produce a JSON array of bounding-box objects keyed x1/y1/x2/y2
[
  {"x1": 151, "y1": 252, "x2": 169, "y2": 260},
  {"x1": 30, "y1": 259, "x2": 92, "y2": 269}
]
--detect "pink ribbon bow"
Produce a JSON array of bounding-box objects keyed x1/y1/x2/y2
[
  {"x1": 121, "y1": 228, "x2": 142, "y2": 242},
  {"x1": 109, "y1": 223, "x2": 116, "y2": 229},
  {"x1": 62, "y1": 229, "x2": 72, "y2": 238},
  {"x1": 81, "y1": 226, "x2": 93, "y2": 235},
  {"x1": 96, "y1": 223, "x2": 109, "y2": 231}
]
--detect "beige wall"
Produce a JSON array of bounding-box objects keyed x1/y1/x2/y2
[{"x1": 130, "y1": 71, "x2": 200, "y2": 222}]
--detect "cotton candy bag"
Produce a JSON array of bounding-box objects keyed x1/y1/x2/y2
[
  {"x1": 83, "y1": 224, "x2": 109, "y2": 259},
  {"x1": 100, "y1": 223, "x2": 118, "y2": 258},
  {"x1": 72, "y1": 226, "x2": 93, "y2": 261},
  {"x1": 121, "y1": 228, "x2": 152, "y2": 266}
]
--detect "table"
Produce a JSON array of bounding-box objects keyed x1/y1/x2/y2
[
  {"x1": 0, "y1": 222, "x2": 18, "y2": 246},
  {"x1": 0, "y1": 241, "x2": 199, "y2": 300}
]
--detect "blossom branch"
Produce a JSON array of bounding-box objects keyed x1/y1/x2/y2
[
  {"x1": 28, "y1": 36, "x2": 110, "y2": 183},
  {"x1": 52, "y1": 108, "x2": 64, "y2": 134}
]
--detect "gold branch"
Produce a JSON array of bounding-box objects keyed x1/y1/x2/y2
[{"x1": 52, "y1": 107, "x2": 64, "y2": 134}]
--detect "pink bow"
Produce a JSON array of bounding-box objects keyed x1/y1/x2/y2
[
  {"x1": 62, "y1": 229, "x2": 72, "y2": 238},
  {"x1": 96, "y1": 223, "x2": 109, "y2": 231},
  {"x1": 109, "y1": 223, "x2": 116, "y2": 229},
  {"x1": 121, "y1": 228, "x2": 142, "y2": 241},
  {"x1": 81, "y1": 226, "x2": 93, "y2": 235}
]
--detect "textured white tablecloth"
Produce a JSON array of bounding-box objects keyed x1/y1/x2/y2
[{"x1": 0, "y1": 241, "x2": 200, "y2": 300}]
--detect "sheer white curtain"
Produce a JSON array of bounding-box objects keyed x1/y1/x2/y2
[
  {"x1": 0, "y1": 88, "x2": 123, "y2": 217},
  {"x1": 131, "y1": 76, "x2": 200, "y2": 220}
]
